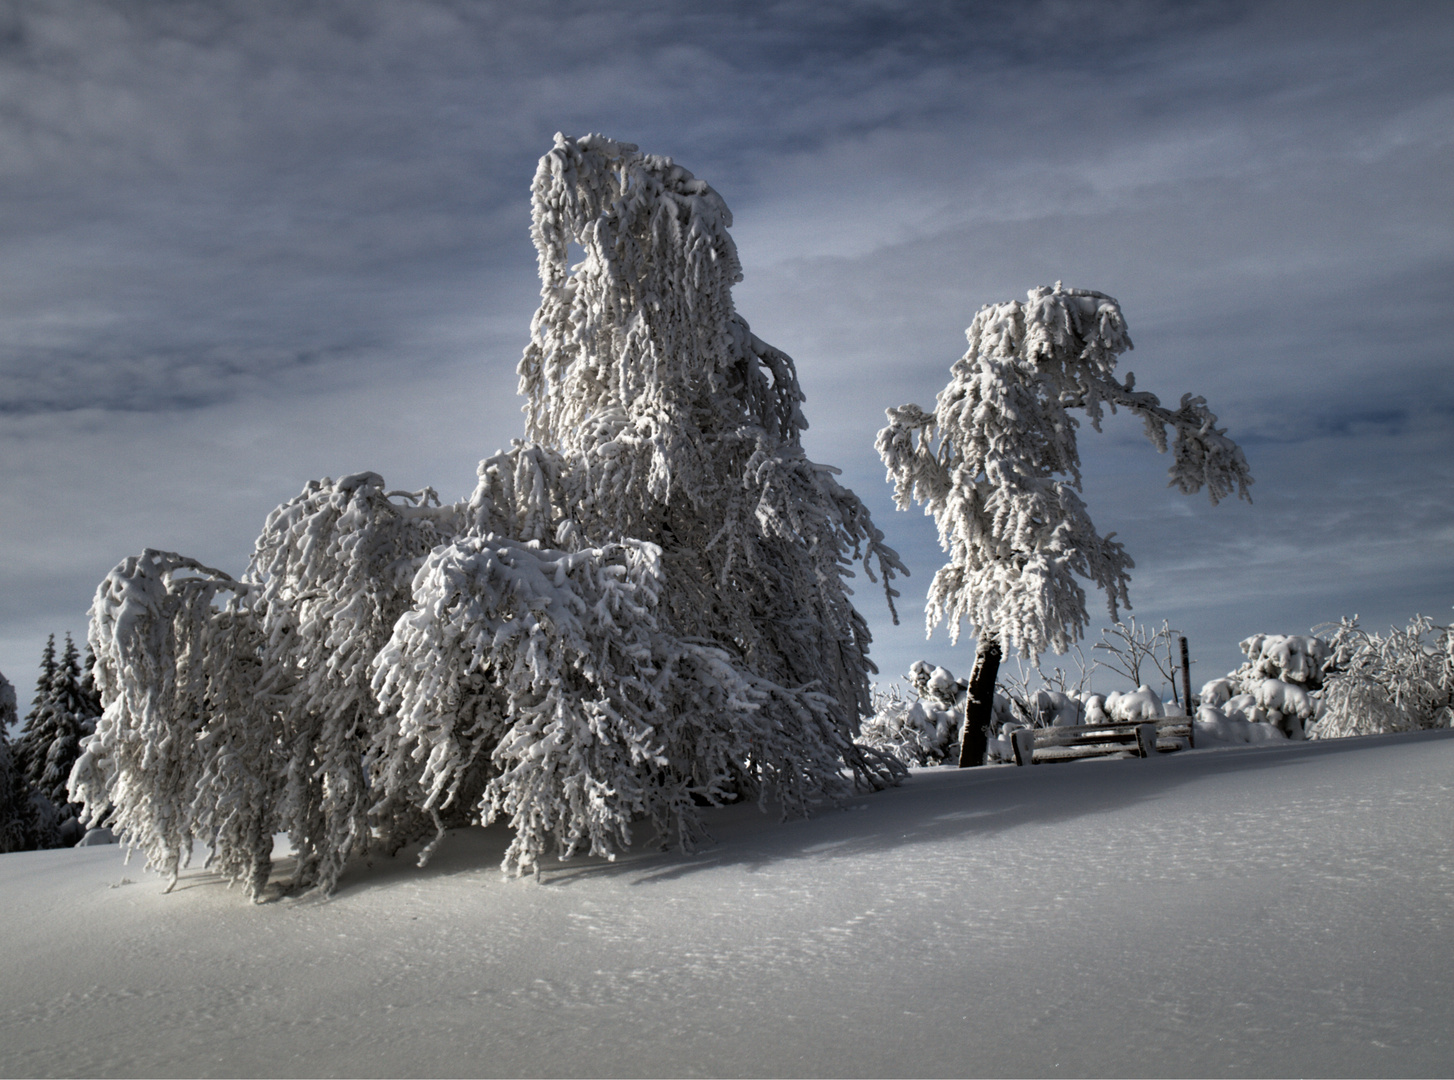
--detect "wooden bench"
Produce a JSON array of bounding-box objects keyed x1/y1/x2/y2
[{"x1": 1007, "y1": 716, "x2": 1194, "y2": 765}]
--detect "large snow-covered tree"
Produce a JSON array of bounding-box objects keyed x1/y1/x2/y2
[
  {"x1": 877, "y1": 284, "x2": 1252, "y2": 764},
  {"x1": 73, "y1": 134, "x2": 905, "y2": 897}
]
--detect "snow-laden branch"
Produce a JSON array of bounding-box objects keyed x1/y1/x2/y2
[
  {"x1": 246, "y1": 472, "x2": 461, "y2": 891},
  {"x1": 74, "y1": 550, "x2": 268, "y2": 892}
]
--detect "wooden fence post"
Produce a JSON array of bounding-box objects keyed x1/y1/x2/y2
[{"x1": 1180, "y1": 636, "x2": 1193, "y2": 715}]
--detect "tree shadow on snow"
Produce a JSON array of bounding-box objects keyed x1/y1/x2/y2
[
  {"x1": 535, "y1": 727, "x2": 1454, "y2": 889},
  {"x1": 259, "y1": 727, "x2": 1452, "y2": 899}
]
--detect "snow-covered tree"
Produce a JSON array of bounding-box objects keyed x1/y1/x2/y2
[
  {"x1": 1311, "y1": 615, "x2": 1454, "y2": 738},
  {"x1": 75, "y1": 134, "x2": 905, "y2": 896},
  {"x1": 877, "y1": 285, "x2": 1252, "y2": 764},
  {"x1": 512, "y1": 134, "x2": 903, "y2": 713}
]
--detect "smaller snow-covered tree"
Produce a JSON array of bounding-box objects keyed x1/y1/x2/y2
[
  {"x1": 71, "y1": 551, "x2": 266, "y2": 890},
  {"x1": 878, "y1": 284, "x2": 1252, "y2": 764},
  {"x1": 1311, "y1": 615, "x2": 1453, "y2": 738}
]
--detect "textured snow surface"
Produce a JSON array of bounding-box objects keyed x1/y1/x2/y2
[{"x1": 3, "y1": 732, "x2": 1452, "y2": 1078}]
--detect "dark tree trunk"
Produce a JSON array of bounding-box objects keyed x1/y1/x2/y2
[
  {"x1": 1180, "y1": 636, "x2": 1193, "y2": 713},
  {"x1": 958, "y1": 636, "x2": 1001, "y2": 768}
]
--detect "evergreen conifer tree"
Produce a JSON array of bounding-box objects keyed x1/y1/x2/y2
[
  {"x1": 15, "y1": 635, "x2": 57, "y2": 781},
  {"x1": 39, "y1": 635, "x2": 90, "y2": 820},
  {"x1": 19, "y1": 635, "x2": 88, "y2": 812},
  {"x1": 0, "y1": 669, "x2": 28, "y2": 853}
]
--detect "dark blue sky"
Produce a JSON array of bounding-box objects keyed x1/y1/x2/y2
[{"x1": 2, "y1": 0, "x2": 1451, "y2": 698}]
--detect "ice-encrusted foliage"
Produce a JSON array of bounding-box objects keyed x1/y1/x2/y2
[
  {"x1": 248, "y1": 473, "x2": 459, "y2": 891},
  {"x1": 878, "y1": 285, "x2": 1252, "y2": 660},
  {"x1": 72, "y1": 551, "x2": 267, "y2": 891},
  {"x1": 76, "y1": 134, "x2": 904, "y2": 894},
  {"x1": 1313, "y1": 615, "x2": 1454, "y2": 738},
  {"x1": 515, "y1": 134, "x2": 903, "y2": 713},
  {"x1": 372, "y1": 533, "x2": 863, "y2": 875}
]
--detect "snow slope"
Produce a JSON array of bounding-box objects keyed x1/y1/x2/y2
[{"x1": 3, "y1": 732, "x2": 1452, "y2": 1078}]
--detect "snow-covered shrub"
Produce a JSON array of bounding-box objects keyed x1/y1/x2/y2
[
  {"x1": 1254, "y1": 678, "x2": 1315, "y2": 728},
  {"x1": 1219, "y1": 693, "x2": 1263, "y2": 724},
  {"x1": 859, "y1": 663, "x2": 970, "y2": 767},
  {"x1": 1311, "y1": 615, "x2": 1454, "y2": 738},
  {"x1": 1199, "y1": 678, "x2": 1236, "y2": 708},
  {"x1": 1105, "y1": 685, "x2": 1165, "y2": 722},
  {"x1": 1028, "y1": 689, "x2": 1083, "y2": 727},
  {"x1": 1238, "y1": 634, "x2": 1333, "y2": 690},
  {"x1": 1192, "y1": 703, "x2": 1289, "y2": 746},
  {"x1": 908, "y1": 660, "x2": 967, "y2": 711},
  {"x1": 1206, "y1": 632, "x2": 1335, "y2": 740},
  {"x1": 75, "y1": 134, "x2": 906, "y2": 894}
]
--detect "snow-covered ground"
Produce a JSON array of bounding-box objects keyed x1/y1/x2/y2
[{"x1": 3, "y1": 732, "x2": 1452, "y2": 1079}]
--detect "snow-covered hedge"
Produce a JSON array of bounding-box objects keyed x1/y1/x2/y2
[{"x1": 866, "y1": 610, "x2": 1454, "y2": 769}]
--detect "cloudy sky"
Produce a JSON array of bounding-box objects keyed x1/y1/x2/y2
[{"x1": 2, "y1": 0, "x2": 1451, "y2": 705}]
